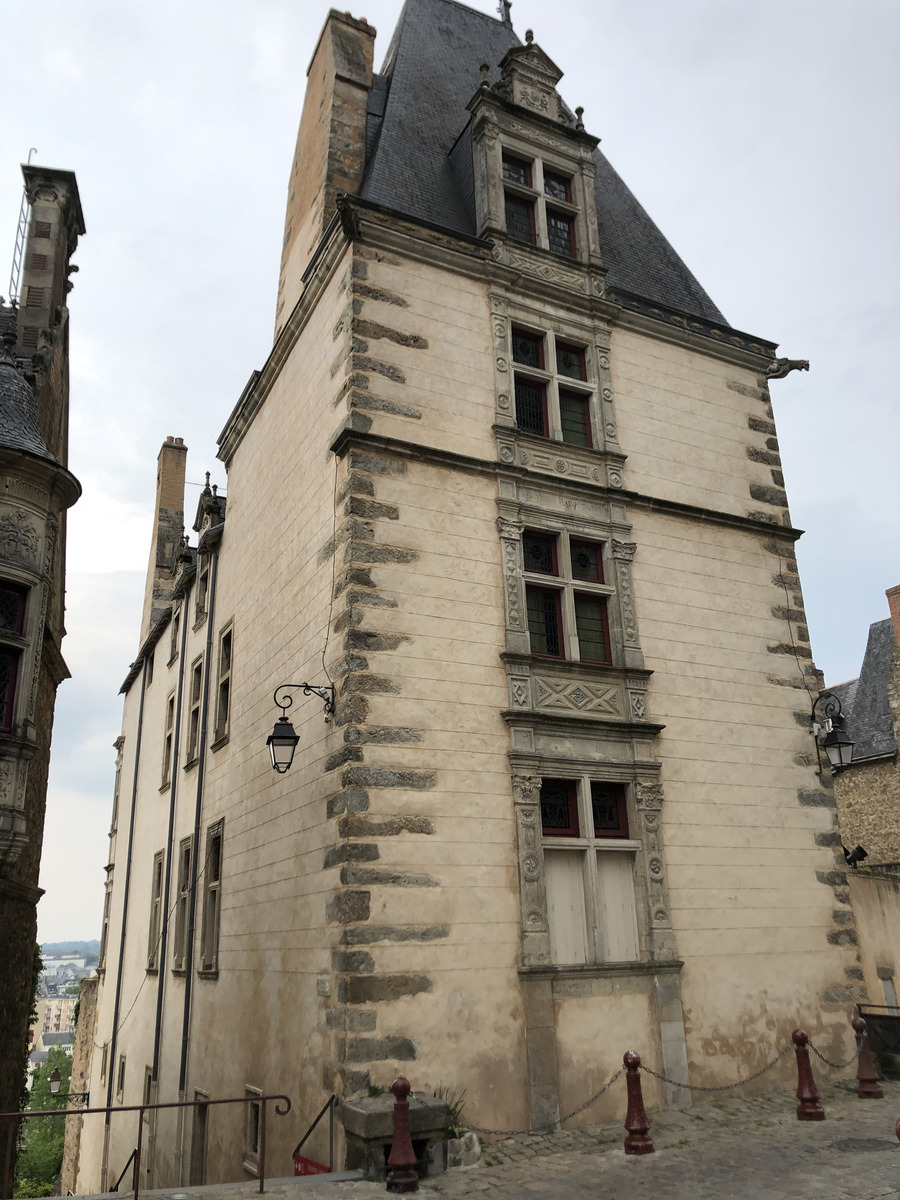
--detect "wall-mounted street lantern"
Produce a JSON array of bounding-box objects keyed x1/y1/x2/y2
[
  {"x1": 48, "y1": 1067, "x2": 89, "y2": 1105},
  {"x1": 266, "y1": 682, "x2": 336, "y2": 774},
  {"x1": 811, "y1": 691, "x2": 854, "y2": 773}
]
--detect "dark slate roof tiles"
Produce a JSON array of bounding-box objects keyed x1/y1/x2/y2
[
  {"x1": 831, "y1": 619, "x2": 897, "y2": 762},
  {"x1": 362, "y1": 0, "x2": 727, "y2": 326},
  {"x1": 0, "y1": 313, "x2": 57, "y2": 464}
]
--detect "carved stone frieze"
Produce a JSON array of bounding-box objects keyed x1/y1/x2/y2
[
  {"x1": 533, "y1": 675, "x2": 619, "y2": 715},
  {"x1": 509, "y1": 675, "x2": 531, "y2": 708},
  {"x1": 496, "y1": 435, "x2": 608, "y2": 485},
  {"x1": 0, "y1": 510, "x2": 40, "y2": 567},
  {"x1": 636, "y1": 783, "x2": 664, "y2": 810}
]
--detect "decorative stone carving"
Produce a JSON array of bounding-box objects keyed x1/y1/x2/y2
[
  {"x1": 636, "y1": 783, "x2": 664, "y2": 810},
  {"x1": 510, "y1": 676, "x2": 531, "y2": 708},
  {"x1": 496, "y1": 516, "x2": 523, "y2": 539},
  {"x1": 501, "y1": 246, "x2": 588, "y2": 293},
  {"x1": 0, "y1": 510, "x2": 40, "y2": 566},
  {"x1": 766, "y1": 357, "x2": 809, "y2": 380},
  {"x1": 533, "y1": 675, "x2": 619, "y2": 715},
  {"x1": 512, "y1": 774, "x2": 550, "y2": 957},
  {"x1": 512, "y1": 774, "x2": 541, "y2": 806},
  {"x1": 607, "y1": 466, "x2": 623, "y2": 489},
  {"x1": 611, "y1": 540, "x2": 637, "y2": 563},
  {"x1": 611, "y1": 542, "x2": 640, "y2": 647}
]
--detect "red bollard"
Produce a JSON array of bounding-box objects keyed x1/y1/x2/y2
[
  {"x1": 851, "y1": 1015, "x2": 883, "y2": 1099},
  {"x1": 623, "y1": 1051, "x2": 655, "y2": 1154},
  {"x1": 385, "y1": 1077, "x2": 419, "y2": 1194},
  {"x1": 792, "y1": 1029, "x2": 825, "y2": 1120}
]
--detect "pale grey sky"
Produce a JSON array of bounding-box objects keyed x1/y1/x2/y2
[{"x1": 1, "y1": 0, "x2": 897, "y2": 941}]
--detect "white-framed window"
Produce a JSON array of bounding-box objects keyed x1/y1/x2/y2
[
  {"x1": 195, "y1": 555, "x2": 210, "y2": 625},
  {"x1": 116, "y1": 1055, "x2": 126, "y2": 1102},
  {"x1": 540, "y1": 776, "x2": 640, "y2": 965},
  {"x1": 502, "y1": 152, "x2": 578, "y2": 258},
  {"x1": 213, "y1": 624, "x2": 233, "y2": 744},
  {"x1": 522, "y1": 529, "x2": 614, "y2": 664},
  {"x1": 99, "y1": 1042, "x2": 108, "y2": 1084},
  {"x1": 99, "y1": 866, "x2": 114, "y2": 971},
  {"x1": 147, "y1": 850, "x2": 164, "y2": 971},
  {"x1": 186, "y1": 656, "x2": 203, "y2": 764},
  {"x1": 510, "y1": 324, "x2": 596, "y2": 447},
  {"x1": 172, "y1": 837, "x2": 192, "y2": 972},
  {"x1": 243, "y1": 1086, "x2": 262, "y2": 1175},
  {"x1": 169, "y1": 608, "x2": 180, "y2": 667},
  {"x1": 199, "y1": 820, "x2": 223, "y2": 974}
]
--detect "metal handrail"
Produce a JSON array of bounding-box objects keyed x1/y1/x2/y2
[
  {"x1": 0, "y1": 1092, "x2": 291, "y2": 1200},
  {"x1": 110, "y1": 1147, "x2": 137, "y2": 1193},
  {"x1": 292, "y1": 1094, "x2": 338, "y2": 1173}
]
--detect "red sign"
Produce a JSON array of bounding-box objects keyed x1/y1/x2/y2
[{"x1": 293, "y1": 1154, "x2": 330, "y2": 1176}]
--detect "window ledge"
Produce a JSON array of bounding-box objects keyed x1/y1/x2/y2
[
  {"x1": 145, "y1": 967, "x2": 159, "y2": 976},
  {"x1": 159, "y1": 782, "x2": 171, "y2": 794},
  {"x1": 519, "y1": 959, "x2": 683, "y2": 982},
  {"x1": 197, "y1": 969, "x2": 219, "y2": 981},
  {"x1": 184, "y1": 757, "x2": 199, "y2": 772},
  {"x1": 167, "y1": 655, "x2": 178, "y2": 669},
  {"x1": 193, "y1": 615, "x2": 208, "y2": 632},
  {"x1": 211, "y1": 732, "x2": 230, "y2": 752}
]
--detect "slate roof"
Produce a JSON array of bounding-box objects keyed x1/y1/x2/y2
[
  {"x1": 830, "y1": 619, "x2": 897, "y2": 762},
  {"x1": 0, "y1": 306, "x2": 57, "y2": 464},
  {"x1": 362, "y1": 0, "x2": 727, "y2": 325}
]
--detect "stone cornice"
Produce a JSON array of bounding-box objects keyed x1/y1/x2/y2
[
  {"x1": 331, "y1": 426, "x2": 803, "y2": 542},
  {"x1": 120, "y1": 605, "x2": 172, "y2": 695},
  {"x1": 518, "y1": 958, "x2": 683, "y2": 982},
  {"x1": 503, "y1": 709, "x2": 666, "y2": 738}
]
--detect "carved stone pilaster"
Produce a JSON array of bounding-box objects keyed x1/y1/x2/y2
[
  {"x1": 594, "y1": 336, "x2": 622, "y2": 454},
  {"x1": 498, "y1": 513, "x2": 530, "y2": 655},
  {"x1": 611, "y1": 540, "x2": 643, "y2": 668},
  {"x1": 490, "y1": 297, "x2": 515, "y2": 428},
  {"x1": 512, "y1": 774, "x2": 551, "y2": 965},
  {"x1": 635, "y1": 783, "x2": 677, "y2": 960}
]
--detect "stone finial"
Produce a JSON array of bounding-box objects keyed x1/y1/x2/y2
[
  {"x1": 480, "y1": 62, "x2": 490, "y2": 88},
  {"x1": 575, "y1": 106, "x2": 585, "y2": 131},
  {"x1": 497, "y1": 0, "x2": 512, "y2": 30},
  {"x1": 525, "y1": 28, "x2": 534, "y2": 43}
]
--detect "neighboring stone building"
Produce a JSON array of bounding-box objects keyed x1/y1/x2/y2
[
  {"x1": 0, "y1": 164, "x2": 82, "y2": 1173},
  {"x1": 76, "y1": 1, "x2": 860, "y2": 1189},
  {"x1": 829, "y1": 587, "x2": 900, "y2": 1017}
]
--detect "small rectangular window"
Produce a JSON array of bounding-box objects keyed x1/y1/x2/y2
[
  {"x1": 547, "y1": 210, "x2": 576, "y2": 257},
  {"x1": 169, "y1": 610, "x2": 180, "y2": 664},
  {"x1": 590, "y1": 782, "x2": 629, "y2": 838},
  {"x1": 559, "y1": 391, "x2": 592, "y2": 448},
  {"x1": 505, "y1": 194, "x2": 536, "y2": 244},
  {"x1": 214, "y1": 626, "x2": 232, "y2": 743},
  {"x1": 502, "y1": 155, "x2": 532, "y2": 187},
  {"x1": 145, "y1": 650, "x2": 154, "y2": 687},
  {"x1": 200, "y1": 821, "x2": 223, "y2": 973},
  {"x1": 99, "y1": 868, "x2": 114, "y2": 970},
  {"x1": 195, "y1": 557, "x2": 209, "y2": 622},
  {"x1": 540, "y1": 779, "x2": 579, "y2": 836},
  {"x1": 243, "y1": 1087, "x2": 262, "y2": 1174},
  {"x1": 116, "y1": 1056, "x2": 126, "y2": 1102},
  {"x1": 100, "y1": 1043, "x2": 108, "y2": 1084},
  {"x1": 556, "y1": 342, "x2": 586, "y2": 381},
  {"x1": 570, "y1": 541, "x2": 604, "y2": 583},
  {"x1": 147, "y1": 851, "x2": 164, "y2": 970},
  {"x1": 143, "y1": 1067, "x2": 154, "y2": 1113},
  {"x1": 29, "y1": 253, "x2": 48, "y2": 271},
  {"x1": 21, "y1": 326, "x2": 39, "y2": 350},
  {"x1": 543, "y1": 171, "x2": 572, "y2": 203},
  {"x1": 514, "y1": 377, "x2": 548, "y2": 436},
  {"x1": 574, "y1": 593, "x2": 610, "y2": 663},
  {"x1": 0, "y1": 584, "x2": 26, "y2": 633},
  {"x1": 186, "y1": 658, "x2": 203, "y2": 763},
  {"x1": 525, "y1": 586, "x2": 563, "y2": 657},
  {"x1": 0, "y1": 649, "x2": 21, "y2": 732},
  {"x1": 24, "y1": 285, "x2": 44, "y2": 308},
  {"x1": 522, "y1": 531, "x2": 557, "y2": 575},
  {"x1": 173, "y1": 838, "x2": 192, "y2": 971},
  {"x1": 33, "y1": 220, "x2": 52, "y2": 238},
  {"x1": 162, "y1": 694, "x2": 175, "y2": 787},
  {"x1": 511, "y1": 328, "x2": 544, "y2": 369}
]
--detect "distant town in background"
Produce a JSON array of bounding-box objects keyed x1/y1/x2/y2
[{"x1": 27, "y1": 942, "x2": 99, "y2": 1085}]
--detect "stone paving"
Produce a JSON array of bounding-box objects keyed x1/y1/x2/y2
[{"x1": 54, "y1": 1079, "x2": 900, "y2": 1200}]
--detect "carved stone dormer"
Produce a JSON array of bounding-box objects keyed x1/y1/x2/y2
[{"x1": 496, "y1": 34, "x2": 565, "y2": 123}]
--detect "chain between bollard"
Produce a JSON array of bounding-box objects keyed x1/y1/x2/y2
[
  {"x1": 413, "y1": 1067, "x2": 626, "y2": 1138},
  {"x1": 807, "y1": 1036, "x2": 865, "y2": 1070},
  {"x1": 639, "y1": 1042, "x2": 794, "y2": 1093}
]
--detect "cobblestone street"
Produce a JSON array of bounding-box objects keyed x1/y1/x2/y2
[{"x1": 121, "y1": 1079, "x2": 899, "y2": 1200}]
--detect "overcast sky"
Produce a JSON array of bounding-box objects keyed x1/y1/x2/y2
[{"x1": 1, "y1": 0, "x2": 897, "y2": 941}]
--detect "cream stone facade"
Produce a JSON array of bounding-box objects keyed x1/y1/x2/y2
[{"x1": 75, "y1": 1, "x2": 860, "y2": 1190}]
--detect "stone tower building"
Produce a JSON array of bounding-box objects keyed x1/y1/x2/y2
[
  {"x1": 0, "y1": 164, "x2": 83, "y2": 1168},
  {"x1": 77, "y1": 1, "x2": 859, "y2": 1188}
]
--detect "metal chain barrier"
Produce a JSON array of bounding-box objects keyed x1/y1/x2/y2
[
  {"x1": 639, "y1": 1042, "x2": 794, "y2": 1093},
  {"x1": 807, "y1": 1036, "x2": 864, "y2": 1070}
]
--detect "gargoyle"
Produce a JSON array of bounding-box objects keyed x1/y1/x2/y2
[{"x1": 766, "y1": 357, "x2": 810, "y2": 380}]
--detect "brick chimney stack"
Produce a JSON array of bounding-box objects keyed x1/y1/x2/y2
[
  {"x1": 275, "y1": 9, "x2": 376, "y2": 337},
  {"x1": 140, "y1": 436, "x2": 187, "y2": 642},
  {"x1": 886, "y1": 585, "x2": 900, "y2": 647}
]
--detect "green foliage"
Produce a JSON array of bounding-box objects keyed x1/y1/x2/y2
[
  {"x1": 15, "y1": 1046, "x2": 71, "y2": 1196},
  {"x1": 433, "y1": 1082, "x2": 467, "y2": 1138}
]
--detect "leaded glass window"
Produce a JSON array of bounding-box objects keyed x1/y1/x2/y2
[
  {"x1": 502, "y1": 155, "x2": 532, "y2": 187},
  {"x1": 540, "y1": 779, "x2": 578, "y2": 836},
  {"x1": 556, "y1": 342, "x2": 586, "y2": 381},
  {"x1": 0, "y1": 649, "x2": 19, "y2": 730},
  {"x1": 526, "y1": 587, "x2": 562, "y2": 657},
  {"x1": 505, "y1": 194, "x2": 535, "y2": 244},
  {"x1": 0, "y1": 585, "x2": 25, "y2": 634},
  {"x1": 515, "y1": 378, "x2": 547, "y2": 436},
  {"x1": 547, "y1": 210, "x2": 575, "y2": 257},
  {"x1": 523, "y1": 532, "x2": 557, "y2": 575},
  {"x1": 559, "y1": 391, "x2": 591, "y2": 448},
  {"x1": 571, "y1": 541, "x2": 603, "y2": 583},
  {"x1": 512, "y1": 329, "x2": 544, "y2": 369},
  {"x1": 590, "y1": 782, "x2": 628, "y2": 837},
  {"x1": 543, "y1": 171, "x2": 571, "y2": 202},
  {"x1": 574, "y1": 593, "x2": 610, "y2": 663}
]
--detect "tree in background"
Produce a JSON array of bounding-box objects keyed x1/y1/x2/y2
[{"x1": 14, "y1": 1047, "x2": 71, "y2": 1198}]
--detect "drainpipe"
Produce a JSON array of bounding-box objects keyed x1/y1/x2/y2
[
  {"x1": 146, "y1": 596, "x2": 190, "y2": 1179},
  {"x1": 100, "y1": 655, "x2": 149, "y2": 1192},
  {"x1": 175, "y1": 535, "x2": 220, "y2": 1181}
]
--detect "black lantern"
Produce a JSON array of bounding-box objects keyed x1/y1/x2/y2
[
  {"x1": 48, "y1": 1067, "x2": 62, "y2": 1095},
  {"x1": 266, "y1": 682, "x2": 335, "y2": 773},
  {"x1": 812, "y1": 692, "x2": 854, "y2": 773},
  {"x1": 267, "y1": 715, "x2": 300, "y2": 774}
]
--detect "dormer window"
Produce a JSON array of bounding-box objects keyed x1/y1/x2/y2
[{"x1": 500, "y1": 150, "x2": 579, "y2": 258}]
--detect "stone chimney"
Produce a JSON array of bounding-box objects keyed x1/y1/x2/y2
[
  {"x1": 140, "y1": 437, "x2": 187, "y2": 642},
  {"x1": 275, "y1": 10, "x2": 376, "y2": 338},
  {"x1": 886, "y1": 585, "x2": 900, "y2": 647}
]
